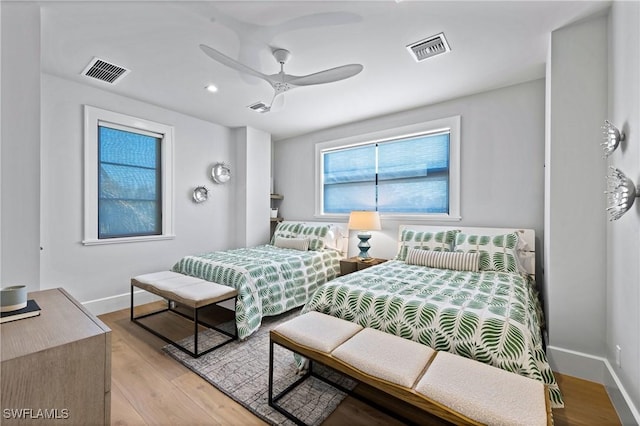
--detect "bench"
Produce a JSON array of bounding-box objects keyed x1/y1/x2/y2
[
  {"x1": 131, "y1": 271, "x2": 238, "y2": 358},
  {"x1": 269, "y1": 311, "x2": 552, "y2": 426}
]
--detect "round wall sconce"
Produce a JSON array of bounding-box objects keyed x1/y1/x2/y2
[
  {"x1": 601, "y1": 120, "x2": 625, "y2": 157},
  {"x1": 211, "y1": 162, "x2": 231, "y2": 184},
  {"x1": 606, "y1": 167, "x2": 638, "y2": 220},
  {"x1": 192, "y1": 186, "x2": 209, "y2": 203}
]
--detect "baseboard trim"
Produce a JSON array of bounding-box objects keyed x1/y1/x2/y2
[
  {"x1": 82, "y1": 289, "x2": 161, "y2": 316},
  {"x1": 546, "y1": 345, "x2": 608, "y2": 382},
  {"x1": 547, "y1": 345, "x2": 639, "y2": 425},
  {"x1": 603, "y1": 359, "x2": 640, "y2": 426}
]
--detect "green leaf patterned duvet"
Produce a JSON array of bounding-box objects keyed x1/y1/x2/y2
[
  {"x1": 302, "y1": 260, "x2": 563, "y2": 407},
  {"x1": 172, "y1": 245, "x2": 341, "y2": 339}
]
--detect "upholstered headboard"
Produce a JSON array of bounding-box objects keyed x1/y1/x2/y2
[{"x1": 398, "y1": 224, "x2": 535, "y2": 276}]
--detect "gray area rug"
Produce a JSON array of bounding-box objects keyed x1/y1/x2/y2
[{"x1": 163, "y1": 309, "x2": 356, "y2": 425}]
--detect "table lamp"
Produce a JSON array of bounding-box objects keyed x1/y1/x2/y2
[{"x1": 348, "y1": 211, "x2": 381, "y2": 260}]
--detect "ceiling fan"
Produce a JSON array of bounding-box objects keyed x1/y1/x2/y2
[{"x1": 199, "y1": 44, "x2": 364, "y2": 112}]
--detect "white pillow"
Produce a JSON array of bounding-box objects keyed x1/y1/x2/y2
[
  {"x1": 515, "y1": 230, "x2": 532, "y2": 275},
  {"x1": 274, "y1": 236, "x2": 310, "y2": 251},
  {"x1": 406, "y1": 248, "x2": 479, "y2": 272}
]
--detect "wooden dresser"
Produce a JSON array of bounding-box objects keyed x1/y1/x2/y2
[{"x1": 1, "y1": 288, "x2": 111, "y2": 425}]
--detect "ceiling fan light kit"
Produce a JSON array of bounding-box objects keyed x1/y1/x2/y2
[{"x1": 199, "y1": 44, "x2": 363, "y2": 112}]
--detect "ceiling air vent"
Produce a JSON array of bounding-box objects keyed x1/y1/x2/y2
[
  {"x1": 407, "y1": 32, "x2": 451, "y2": 62},
  {"x1": 247, "y1": 101, "x2": 271, "y2": 113},
  {"x1": 81, "y1": 57, "x2": 130, "y2": 84}
]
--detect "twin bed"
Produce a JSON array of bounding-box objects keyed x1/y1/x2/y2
[
  {"x1": 169, "y1": 221, "x2": 562, "y2": 408},
  {"x1": 171, "y1": 222, "x2": 344, "y2": 339}
]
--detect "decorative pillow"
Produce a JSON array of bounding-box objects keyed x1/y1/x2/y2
[
  {"x1": 395, "y1": 229, "x2": 459, "y2": 261},
  {"x1": 515, "y1": 230, "x2": 532, "y2": 274},
  {"x1": 297, "y1": 224, "x2": 330, "y2": 251},
  {"x1": 270, "y1": 222, "x2": 303, "y2": 245},
  {"x1": 454, "y1": 232, "x2": 520, "y2": 273},
  {"x1": 406, "y1": 248, "x2": 480, "y2": 272},
  {"x1": 274, "y1": 236, "x2": 310, "y2": 251},
  {"x1": 321, "y1": 225, "x2": 339, "y2": 251}
]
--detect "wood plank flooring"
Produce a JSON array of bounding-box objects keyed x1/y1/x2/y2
[{"x1": 100, "y1": 305, "x2": 622, "y2": 425}]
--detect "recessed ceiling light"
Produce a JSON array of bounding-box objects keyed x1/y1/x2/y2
[{"x1": 205, "y1": 84, "x2": 218, "y2": 93}]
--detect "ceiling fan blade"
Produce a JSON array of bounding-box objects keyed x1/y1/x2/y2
[
  {"x1": 269, "y1": 93, "x2": 286, "y2": 112},
  {"x1": 251, "y1": 90, "x2": 285, "y2": 114},
  {"x1": 287, "y1": 64, "x2": 363, "y2": 86},
  {"x1": 199, "y1": 44, "x2": 274, "y2": 83}
]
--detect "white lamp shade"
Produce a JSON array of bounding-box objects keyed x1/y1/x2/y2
[{"x1": 348, "y1": 211, "x2": 381, "y2": 231}]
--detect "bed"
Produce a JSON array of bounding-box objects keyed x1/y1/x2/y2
[
  {"x1": 171, "y1": 222, "x2": 345, "y2": 339},
  {"x1": 301, "y1": 225, "x2": 563, "y2": 408}
]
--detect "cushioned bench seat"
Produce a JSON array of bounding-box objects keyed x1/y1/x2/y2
[
  {"x1": 269, "y1": 311, "x2": 552, "y2": 426},
  {"x1": 416, "y1": 351, "x2": 548, "y2": 426},
  {"x1": 131, "y1": 271, "x2": 238, "y2": 357},
  {"x1": 333, "y1": 327, "x2": 436, "y2": 389}
]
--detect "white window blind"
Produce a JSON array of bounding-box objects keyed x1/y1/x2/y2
[
  {"x1": 98, "y1": 124, "x2": 162, "y2": 239},
  {"x1": 316, "y1": 115, "x2": 460, "y2": 220},
  {"x1": 322, "y1": 132, "x2": 450, "y2": 214}
]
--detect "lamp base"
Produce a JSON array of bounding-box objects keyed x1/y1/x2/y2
[{"x1": 357, "y1": 232, "x2": 372, "y2": 259}]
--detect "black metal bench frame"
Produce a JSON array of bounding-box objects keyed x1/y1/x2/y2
[
  {"x1": 130, "y1": 284, "x2": 237, "y2": 358},
  {"x1": 267, "y1": 337, "x2": 414, "y2": 426}
]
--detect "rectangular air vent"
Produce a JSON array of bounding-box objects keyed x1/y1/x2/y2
[
  {"x1": 81, "y1": 57, "x2": 130, "y2": 84},
  {"x1": 247, "y1": 101, "x2": 271, "y2": 113},
  {"x1": 407, "y1": 32, "x2": 451, "y2": 62}
]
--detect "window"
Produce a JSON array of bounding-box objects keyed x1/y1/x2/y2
[
  {"x1": 316, "y1": 116, "x2": 460, "y2": 220},
  {"x1": 98, "y1": 125, "x2": 162, "y2": 238},
  {"x1": 84, "y1": 106, "x2": 174, "y2": 245}
]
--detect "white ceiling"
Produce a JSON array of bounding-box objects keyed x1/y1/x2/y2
[{"x1": 40, "y1": 1, "x2": 609, "y2": 141}]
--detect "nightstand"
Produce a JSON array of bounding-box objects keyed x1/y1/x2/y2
[{"x1": 339, "y1": 257, "x2": 387, "y2": 276}]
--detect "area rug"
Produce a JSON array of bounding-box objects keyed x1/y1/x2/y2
[{"x1": 163, "y1": 309, "x2": 356, "y2": 425}]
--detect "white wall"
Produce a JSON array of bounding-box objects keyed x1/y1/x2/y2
[
  {"x1": 274, "y1": 79, "x2": 545, "y2": 264},
  {"x1": 2, "y1": 3, "x2": 271, "y2": 316},
  {"x1": 233, "y1": 127, "x2": 272, "y2": 248},
  {"x1": 0, "y1": 1, "x2": 3, "y2": 282},
  {"x1": 606, "y1": 2, "x2": 640, "y2": 423},
  {"x1": 40, "y1": 74, "x2": 237, "y2": 314},
  {"x1": 1, "y1": 2, "x2": 41, "y2": 291},
  {"x1": 544, "y1": 14, "x2": 608, "y2": 368}
]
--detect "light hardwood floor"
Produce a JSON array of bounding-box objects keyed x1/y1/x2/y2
[{"x1": 101, "y1": 306, "x2": 622, "y2": 425}]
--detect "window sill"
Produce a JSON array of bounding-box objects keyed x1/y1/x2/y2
[
  {"x1": 82, "y1": 234, "x2": 176, "y2": 246},
  {"x1": 315, "y1": 213, "x2": 462, "y2": 222}
]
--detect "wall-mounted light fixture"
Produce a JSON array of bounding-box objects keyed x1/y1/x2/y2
[
  {"x1": 601, "y1": 120, "x2": 625, "y2": 157},
  {"x1": 211, "y1": 162, "x2": 231, "y2": 184},
  {"x1": 606, "y1": 167, "x2": 639, "y2": 220},
  {"x1": 192, "y1": 186, "x2": 209, "y2": 203}
]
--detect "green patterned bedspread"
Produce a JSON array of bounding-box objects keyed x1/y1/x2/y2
[
  {"x1": 171, "y1": 245, "x2": 340, "y2": 339},
  {"x1": 302, "y1": 260, "x2": 563, "y2": 407}
]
